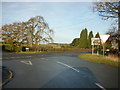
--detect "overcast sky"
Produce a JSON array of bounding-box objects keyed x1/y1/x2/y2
[{"x1": 2, "y1": 2, "x2": 114, "y2": 43}]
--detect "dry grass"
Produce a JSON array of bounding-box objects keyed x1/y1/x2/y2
[
  {"x1": 105, "y1": 54, "x2": 119, "y2": 62},
  {"x1": 78, "y1": 53, "x2": 120, "y2": 67}
]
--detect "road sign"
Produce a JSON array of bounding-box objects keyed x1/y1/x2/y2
[
  {"x1": 91, "y1": 38, "x2": 100, "y2": 45},
  {"x1": 91, "y1": 38, "x2": 100, "y2": 55},
  {"x1": 99, "y1": 34, "x2": 110, "y2": 44},
  {"x1": 99, "y1": 34, "x2": 110, "y2": 56}
]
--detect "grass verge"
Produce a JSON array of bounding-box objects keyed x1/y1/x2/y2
[{"x1": 78, "y1": 53, "x2": 120, "y2": 67}]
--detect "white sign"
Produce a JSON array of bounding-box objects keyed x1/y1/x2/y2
[
  {"x1": 26, "y1": 48, "x2": 29, "y2": 51},
  {"x1": 99, "y1": 34, "x2": 110, "y2": 44},
  {"x1": 91, "y1": 38, "x2": 100, "y2": 45}
]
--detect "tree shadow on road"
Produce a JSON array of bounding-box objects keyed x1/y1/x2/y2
[{"x1": 42, "y1": 67, "x2": 102, "y2": 88}]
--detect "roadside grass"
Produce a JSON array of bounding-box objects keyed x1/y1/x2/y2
[{"x1": 78, "y1": 53, "x2": 120, "y2": 67}]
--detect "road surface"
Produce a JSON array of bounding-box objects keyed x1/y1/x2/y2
[{"x1": 2, "y1": 52, "x2": 118, "y2": 88}]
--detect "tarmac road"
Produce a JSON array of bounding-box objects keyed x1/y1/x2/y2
[{"x1": 2, "y1": 52, "x2": 118, "y2": 88}]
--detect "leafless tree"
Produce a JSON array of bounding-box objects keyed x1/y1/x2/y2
[
  {"x1": 93, "y1": 0, "x2": 120, "y2": 53},
  {"x1": 2, "y1": 16, "x2": 54, "y2": 47}
]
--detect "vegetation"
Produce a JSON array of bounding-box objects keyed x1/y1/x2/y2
[
  {"x1": 71, "y1": 27, "x2": 113, "y2": 52},
  {"x1": 78, "y1": 53, "x2": 120, "y2": 67},
  {"x1": 87, "y1": 31, "x2": 94, "y2": 48},
  {"x1": 2, "y1": 16, "x2": 54, "y2": 52},
  {"x1": 93, "y1": 1, "x2": 118, "y2": 20},
  {"x1": 93, "y1": 1, "x2": 119, "y2": 55},
  {"x1": 95, "y1": 32, "x2": 100, "y2": 38},
  {"x1": 19, "y1": 48, "x2": 91, "y2": 53},
  {"x1": 71, "y1": 28, "x2": 89, "y2": 48},
  {"x1": 70, "y1": 38, "x2": 80, "y2": 47},
  {"x1": 79, "y1": 28, "x2": 88, "y2": 48}
]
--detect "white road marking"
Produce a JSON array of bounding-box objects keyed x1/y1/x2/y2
[
  {"x1": 41, "y1": 58, "x2": 45, "y2": 59},
  {"x1": 20, "y1": 60, "x2": 32, "y2": 65},
  {"x1": 57, "y1": 61, "x2": 79, "y2": 72},
  {"x1": 28, "y1": 61, "x2": 32, "y2": 65},
  {"x1": 95, "y1": 83, "x2": 106, "y2": 90},
  {"x1": 40, "y1": 58, "x2": 49, "y2": 61},
  {"x1": 4, "y1": 56, "x2": 31, "y2": 59},
  {"x1": 26, "y1": 56, "x2": 32, "y2": 57},
  {"x1": 9, "y1": 57, "x2": 16, "y2": 58},
  {"x1": 17, "y1": 57, "x2": 22, "y2": 58}
]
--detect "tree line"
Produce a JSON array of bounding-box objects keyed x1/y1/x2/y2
[
  {"x1": 71, "y1": 28, "x2": 111, "y2": 49},
  {"x1": 2, "y1": 16, "x2": 54, "y2": 51}
]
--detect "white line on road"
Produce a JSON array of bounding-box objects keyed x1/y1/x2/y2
[
  {"x1": 41, "y1": 58, "x2": 49, "y2": 60},
  {"x1": 45, "y1": 59, "x2": 48, "y2": 60},
  {"x1": 95, "y1": 83, "x2": 106, "y2": 90},
  {"x1": 20, "y1": 60, "x2": 32, "y2": 65},
  {"x1": 41, "y1": 58, "x2": 45, "y2": 59},
  {"x1": 26, "y1": 56, "x2": 32, "y2": 58},
  {"x1": 7, "y1": 57, "x2": 21, "y2": 59},
  {"x1": 10, "y1": 57, "x2": 16, "y2": 58},
  {"x1": 28, "y1": 61, "x2": 32, "y2": 65},
  {"x1": 57, "y1": 61, "x2": 79, "y2": 72},
  {"x1": 4, "y1": 56, "x2": 32, "y2": 59}
]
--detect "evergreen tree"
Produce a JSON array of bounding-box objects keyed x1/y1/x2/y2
[
  {"x1": 95, "y1": 32, "x2": 103, "y2": 50},
  {"x1": 71, "y1": 38, "x2": 80, "y2": 47},
  {"x1": 88, "y1": 31, "x2": 94, "y2": 48},
  {"x1": 79, "y1": 28, "x2": 88, "y2": 48},
  {"x1": 95, "y1": 32, "x2": 100, "y2": 38},
  {"x1": 105, "y1": 40, "x2": 112, "y2": 49}
]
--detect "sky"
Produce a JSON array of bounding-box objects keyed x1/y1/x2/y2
[{"x1": 1, "y1": 1, "x2": 114, "y2": 43}]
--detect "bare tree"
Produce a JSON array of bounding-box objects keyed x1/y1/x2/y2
[
  {"x1": 28, "y1": 16, "x2": 54, "y2": 45},
  {"x1": 2, "y1": 16, "x2": 54, "y2": 49},
  {"x1": 93, "y1": 0, "x2": 120, "y2": 54},
  {"x1": 93, "y1": 1, "x2": 118, "y2": 20}
]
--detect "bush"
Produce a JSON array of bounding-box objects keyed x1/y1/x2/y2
[
  {"x1": 5, "y1": 45, "x2": 14, "y2": 51},
  {"x1": 4, "y1": 44, "x2": 22, "y2": 52}
]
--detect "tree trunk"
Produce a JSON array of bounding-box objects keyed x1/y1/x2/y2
[{"x1": 118, "y1": 1, "x2": 120, "y2": 57}]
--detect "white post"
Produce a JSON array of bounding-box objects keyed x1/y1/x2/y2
[
  {"x1": 103, "y1": 44, "x2": 105, "y2": 56},
  {"x1": 99, "y1": 34, "x2": 110, "y2": 56},
  {"x1": 97, "y1": 45, "x2": 99, "y2": 55}
]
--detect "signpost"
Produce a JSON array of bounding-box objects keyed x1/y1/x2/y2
[
  {"x1": 91, "y1": 38, "x2": 100, "y2": 55},
  {"x1": 99, "y1": 34, "x2": 110, "y2": 56}
]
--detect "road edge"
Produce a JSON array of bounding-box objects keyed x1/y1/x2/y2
[{"x1": 1, "y1": 67, "x2": 13, "y2": 87}]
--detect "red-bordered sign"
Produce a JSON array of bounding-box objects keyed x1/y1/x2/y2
[{"x1": 91, "y1": 38, "x2": 100, "y2": 45}]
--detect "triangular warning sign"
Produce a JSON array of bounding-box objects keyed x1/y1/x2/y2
[{"x1": 99, "y1": 34, "x2": 110, "y2": 44}]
